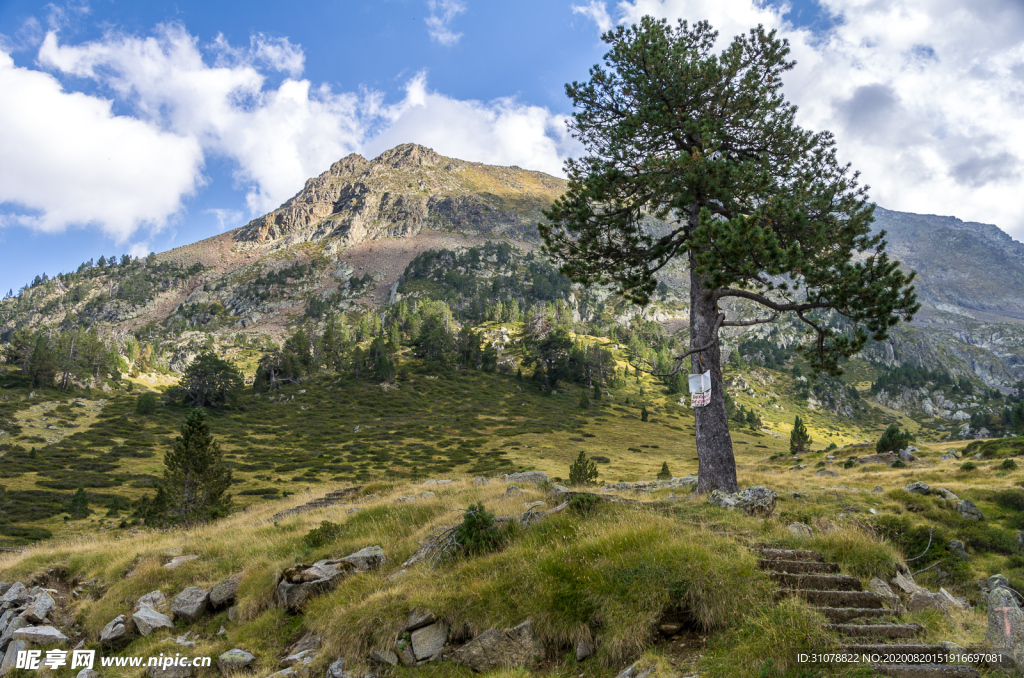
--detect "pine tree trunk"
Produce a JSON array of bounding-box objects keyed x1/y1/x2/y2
[{"x1": 689, "y1": 249, "x2": 739, "y2": 494}]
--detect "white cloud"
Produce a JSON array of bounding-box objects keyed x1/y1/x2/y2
[
  {"x1": 572, "y1": 1, "x2": 614, "y2": 33},
  {"x1": 425, "y1": 0, "x2": 466, "y2": 46},
  {"x1": 365, "y1": 72, "x2": 579, "y2": 177},
  {"x1": 581, "y1": 0, "x2": 1024, "y2": 239},
  {"x1": 207, "y1": 208, "x2": 244, "y2": 232},
  {"x1": 2, "y1": 23, "x2": 575, "y2": 241},
  {"x1": 0, "y1": 50, "x2": 203, "y2": 240}
]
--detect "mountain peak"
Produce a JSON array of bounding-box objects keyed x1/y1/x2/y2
[{"x1": 372, "y1": 143, "x2": 444, "y2": 169}]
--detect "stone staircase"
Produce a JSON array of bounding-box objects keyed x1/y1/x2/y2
[{"x1": 756, "y1": 547, "x2": 980, "y2": 678}]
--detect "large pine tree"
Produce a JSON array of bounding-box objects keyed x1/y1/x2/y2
[{"x1": 541, "y1": 18, "x2": 918, "y2": 493}]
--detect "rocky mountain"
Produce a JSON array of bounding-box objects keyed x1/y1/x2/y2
[{"x1": 2, "y1": 143, "x2": 1023, "y2": 391}]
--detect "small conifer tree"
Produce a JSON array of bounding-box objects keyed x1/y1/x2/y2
[
  {"x1": 876, "y1": 423, "x2": 914, "y2": 454},
  {"x1": 657, "y1": 462, "x2": 672, "y2": 480},
  {"x1": 142, "y1": 409, "x2": 232, "y2": 526},
  {"x1": 790, "y1": 416, "x2": 812, "y2": 453},
  {"x1": 641, "y1": 405, "x2": 649, "y2": 422},
  {"x1": 69, "y1": 486, "x2": 89, "y2": 520},
  {"x1": 569, "y1": 450, "x2": 599, "y2": 486}
]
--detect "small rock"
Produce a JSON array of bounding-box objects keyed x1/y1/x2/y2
[
  {"x1": 872, "y1": 486, "x2": 884, "y2": 492},
  {"x1": 370, "y1": 649, "x2": 398, "y2": 666},
  {"x1": 171, "y1": 587, "x2": 209, "y2": 622},
  {"x1": 893, "y1": 571, "x2": 926, "y2": 596},
  {"x1": 420, "y1": 491, "x2": 436, "y2": 499},
  {"x1": 77, "y1": 670, "x2": 101, "y2": 678},
  {"x1": 289, "y1": 632, "x2": 322, "y2": 655},
  {"x1": 957, "y1": 499, "x2": 984, "y2": 521},
  {"x1": 133, "y1": 605, "x2": 174, "y2": 636},
  {"x1": 473, "y1": 476, "x2": 490, "y2": 485},
  {"x1": 734, "y1": 486, "x2": 778, "y2": 517},
  {"x1": 905, "y1": 481, "x2": 929, "y2": 494},
  {"x1": 937, "y1": 488, "x2": 960, "y2": 502},
  {"x1": 176, "y1": 634, "x2": 196, "y2": 648},
  {"x1": 615, "y1": 660, "x2": 657, "y2": 678},
  {"x1": 280, "y1": 649, "x2": 318, "y2": 667},
  {"x1": 788, "y1": 522, "x2": 813, "y2": 539},
  {"x1": 100, "y1": 615, "x2": 127, "y2": 644},
  {"x1": 899, "y1": 448, "x2": 917, "y2": 462},
  {"x1": 501, "y1": 472, "x2": 549, "y2": 485},
  {"x1": 949, "y1": 540, "x2": 969, "y2": 560},
  {"x1": 940, "y1": 454, "x2": 957, "y2": 460},
  {"x1": 575, "y1": 637, "x2": 595, "y2": 661},
  {"x1": 0, "y1": 616, "x2": 29, "y2": 647},
  {"x1": 907, "y1": 591, "x2": 953, "y2": 615},
  {"x1": 227, "y1": 606, "x2": 239, "y2": 623},
  {"x1": 218, "y1": 648, "x2": 256, "y2": 674},
  {"x1": 163, "y1": 555, "x2": 199, "y2": 569},
  {"x1": 341, "y1": 545, "x2": 387, "y2": 571},
  {"x1": 327, "y1": 658, "x2": 348, "y2": 678},
  {"x1": 449, "y1": 620, "x2": 542, "y2": 672},
  {"x1": 986, "y1": 587, "x2": 1024, "y2": 669},
  {"x1": 815, "y1": 469, "x2": 838, "y2": 477},
  {"x1": 505, "y1": 485, "x2": 523, "y2": 496},
  {"x1": 12, "y1": 625, "x2": 68, "y2": 645},
  {"x1": 659, "y1": 623, "x2": 682, "y2": 635}
]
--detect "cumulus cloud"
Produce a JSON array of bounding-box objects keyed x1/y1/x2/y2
[
  {"x1": 577, "y1": 0, "x2": 1024, "y2": 238},
  {"x1": 425, "y1": 0, "x2": 466, "y2": 46},
  {"x1": 2, "y1": 22, "x2": 575, "y2": 241},
  {"x1": 365, "y1": 72, "x2": 577, "y2": 177},
  {"x1": 0, "y1": 50, "x2": 203, "y2": 239}
]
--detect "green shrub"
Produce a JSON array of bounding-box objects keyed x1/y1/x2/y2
[
  {"x1": 1001, "y1": 459, "x2": 1019, "y2": 471},
  {"x1": 842, "y1": 458, "x2": 857, "y2": 469},
  {"x1": 891, "y1": 459, "x2": 906, "y2": 468},
  {"x1": 876, "y1": 423, "x2": 914, "y2": 453},
  {"x1": 960, "y1": 462, "x2": 977, "y2": 472},
  {"x1": 304, "y1": 521, "x2": 344, "y2": 548},
  {"x1": 657, "y1": 462, "x2": 672, "y2": 480},
  {"x1": 455, "y1": 502, "x2": 503, "y2": 556},
  {"x1": 135, "y1": 392, "x2": 157, "y2": 415},
  {"x1": 568, "y1": 492, "x2": 601, "y2": 515}
]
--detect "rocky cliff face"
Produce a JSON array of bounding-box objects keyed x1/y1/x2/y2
[{"x1": 234, "y1": 143, "x2": 565, "y2": 248}]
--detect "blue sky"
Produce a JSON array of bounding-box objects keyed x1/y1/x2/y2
[{"x1": 1, "y1": 0, "x2": 1022, "y2": 294}]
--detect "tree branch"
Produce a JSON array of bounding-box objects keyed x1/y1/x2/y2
[
  {"x1": 713, "y1": 287, "x2": 830, "y2": 312},
  {"x1": 721, "y1": 312, "x2": 779, "y2": 327}
]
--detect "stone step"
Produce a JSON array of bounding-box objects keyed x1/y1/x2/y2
[
  {"x1": 780, "y1": 589, "x2": 884, "y2": 608},
  {"x1": 841, "y1": 645, "x2": 947, "y2": 664},
  {"x1": 871, "y1": 664, "x2": 979, "y2": 678},
  {"x1": 755, "y1": 548, "x2": 824, "y2": 562},
  {"x1": 770, "y1": 572, "x2": 863, "y2": 591},
  {"x1": 827, "y1": 623, "x2": 923, "y2": 639},
  {"x1": 758, "y1": 559, "x2": 839, "y2": 574},
  {"x1": 817, "y1": 607, "x2": 897, "y2": 623}
]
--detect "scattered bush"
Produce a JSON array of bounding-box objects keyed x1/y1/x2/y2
[
  {"x1": 455, "y1": 502, "x2": 504, "y2": 556},
  {"x1": 1001, "y1": 459, "x2": 1019, "y2": 471},
  {"x1": 304, "y1": 521, "x2": 344, "y2": 548},
  {"x1": 960, "y1": 462, "x2": 977, "y2": 472},
  {"x1": 135, "y1": 392, "x2": 157, "y2": 415},
  {"x1": 876, "y1": 423, "x2": 914, "y2": 454}
]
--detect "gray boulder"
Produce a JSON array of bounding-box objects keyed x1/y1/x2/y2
[
  {"x1": 905, "y1": 482, "x2": 929, "y2": 494},
  {"x1": 21, "y1": 591, "x2": 55, "y2": 623},
  {"x1": 171, "y1": 587, "x2": 209, "y2": 622},
  {"x1": 327, "y1": 658, "x2": 348, "y2": 678},
  {"x1": 12, "y1": 625, "x2": 68, "y2": 645},
  {"x1": 163, "y1": 555, "x2": 199, "y2": 569},
  {"x1": 734, "y1": 486, "x2": 777, "y2": 517},
  {"x1": 907, "y1": 591, "x2": 953, "y2": 615},
  {"x1": 707, "y1": 490, "x2": 737, "y2": 510},
  {"x1": 218, "y1": 649, "x2": 256, "y2": 674},
  {"x1": 411, "y1": 622, "x2": 448, "y2": 661},
  {"x1": 815, "y1": 469, "x2": 839, "y2": 477},
  {"x1": 0, "y1": 583, "x2": 29, "y2": 606},
  {"x1": 341, "y1": 546, "x2": 386, "y2": 571},
  {"x1": 133, "y1": 605, "x2": 174, "y2": 636},
  {"x1": 957, "y1": 499, "x2": 984, "y2": 521},
  {"x1": 1, "y1": 640, "x2": 27, "y2": 675},
  {"x1": 868, "y1": 578, "x2": 901, "y2": 609},
  {"x1": 989, "y1": 574, "x2": 1012, "y2": 592},
  {"x1": 501, "y1": 472, "x2": 548, "y2": 485},
  {"x1": 209, "y1": 576, "x2": 241, "y2": 609},
  {"x1": 450, "y1": 620, "x2": 542, "y2": 672},
  {"x1": 0, "y1": 617, "x2": 28, "y2": 650},
  {"x1": 473, "y1": 477, "x2": 490, "y2": 486},
  {"x1": 280, "y1": 649, "x2": 317, "y2": 667},
  {"x1": 937, "y1": 487, "x2": 960, "y2": 502},
  {"x1": 899, "y1": 448, "x2": 917, "y2": 462},
  {"x1": 136, "y1": 590, "x2": 167, "y2": 611},
  {"x1": 145, "y1": 662, "x2": 195, "y2": 678},
  {"x1": 575, "y1": 638, "x2": 595, "y2": 661},
  {"x1": 100, "y1": 615, "x2": 128, "y2": 644},
  {"x1": 788, "y1": 522, "x2": 813, "y2": 539},
  {"x1": 986, "y1": 587, "x2": 1024, "y2": 672},
  {"x1": 277, "y1": 559, "x2": 359, "y2": 611},
  {"x1": 77, "y1": 670, "x2": 101, "y2": 678},
  {"x1": 406, "y1": 608, "x2": 436, "y2": 632}
]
